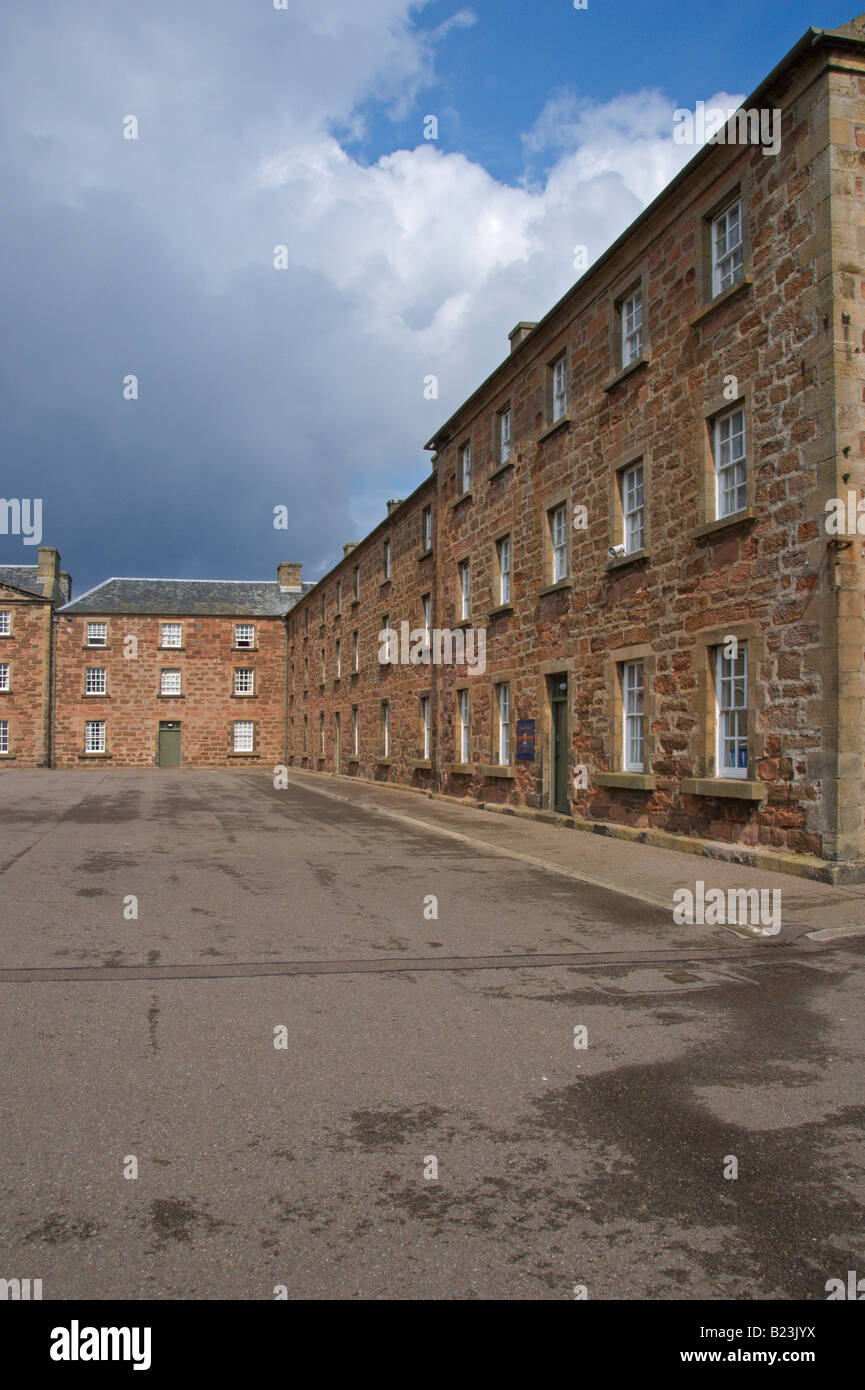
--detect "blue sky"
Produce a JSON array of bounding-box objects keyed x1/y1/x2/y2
[{"x1": 0, "y1": 0, "x2": 857, "y2": 596}]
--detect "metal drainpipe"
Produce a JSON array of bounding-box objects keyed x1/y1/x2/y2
[
  {"x1": 282, "y1": 615, "x2": 290, "y2": 766},
  {"x1": 47, "y1": 610, "x2": 57, "y2": 768}
]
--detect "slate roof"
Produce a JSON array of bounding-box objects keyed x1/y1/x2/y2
[
  {"x1": 59, "y1": 577, "x2": 315, "y2": 618},
  {"x1": 0, "y1": 565, "x2": 52, "y2": 600}
]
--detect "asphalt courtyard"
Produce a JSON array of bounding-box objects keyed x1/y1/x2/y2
[{"x1": 1, "y1": 769, "x2": 864, "y2": 1300}]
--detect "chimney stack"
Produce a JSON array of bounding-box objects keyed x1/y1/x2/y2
[
  {"x1": 37, "y1": 546, "x2": 60, "y2": 597},
  {"x1": 386, "y1": 499, "x2": 404, "y2": 516},
  {"x1": 343, "y1": 542, "x2": 359, "y2": 557},
  {"x1": 508, "y1": 322, "x2": 537, "y2": 353},
  {"x1": 278, "y1": 561, "x2": 303, "y2": 591}
]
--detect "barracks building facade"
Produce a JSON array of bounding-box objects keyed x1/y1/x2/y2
[{"x1": 2, "y1": 14, "x2": 865, "y2": 883}]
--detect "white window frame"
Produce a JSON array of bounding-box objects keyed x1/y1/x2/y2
[
  {"x1": 84, "y1": 667, "x2": 106, "y2": 696},
  {"x1": 497, "y1": 683, "x2": 510, "y2": 766},
  {"x1": 622, "y1": 661, "x2": 645, "y2": 773},
  {"x1": 550, "y1": 506, "x2": 568, "y2": 583},
  {"x1": 714, "y1": 408, "x2": 747, "y2": 518},
  {"x1": 335, "y1": 580, "x2": 342, "y2": 612},
  {"x1": 621, "y1": 288, "x2": 643, "y2": 366},
  {"x1": 622, "y1": 463, "x2": 645, "y2": 553},
  {"x1": 422, "y1": 506, "x2": 432, "y2": 551},
  {"x1": 234, "y1": 624, "x2": 255, "y2": 649},
  {"x1": 459, "y1": 560, "x2": 470, "y2": 621},
  {"x1": 161, "y1": 623, "x2": 182, "y2": 649},
  {"x1": 319, "y1": 712, "x2": 325, "y2": 757},
  {"x1": 233, "y1": 720, "x2": 254, "y2": 753},
  {"x1": 420, "y1": 696, "x2": 431, "y2": 759},
  {"x1": 354, "y1": 565, "x2": 360, "y2": 600},
  {"x1": 353, "y1": 629, "x2": 359, "y2": 672},
  {"x1": 551, "y1": 356, "x2": 567, "y2": 422},
  {"x1": 0, "y1": 612, "x2": 10, "y2": 637},
  {"x1": 459, "y1": 688, "x2": 470, "y2": 764},
  {"x1": 0, "y1": 719, "x2": 8, "y2": 754},
  {"x1": 716, "y1": 645, "x2": 748, "y2": 779},
  {"x1": 352, "y1": 705, "x2": 359, "y2": 756},
  {"x1": 0, "y1": 663, "x2": 9, "y2": 693},
  {"x1": 712, "y1": 200, "x2": 744, "y2": 296},
  {"x1": 85, "y1": 720, "x2": 106, "y2": 754},
  {"x1": 381, "y1": 701, "x2": 390, "y2": 758},
  {"x1": 233, "y1": 668, "x2": 254, "y2": 696},
  {"x1": 383, "y1": 539, "x2": 391, "y2": 581},
  {"x1": 335, "y1": 638, "x2": 341, "y2": 678},
  {"x1": 497, "y1": 535, "x2": 511, "y2": 606},
  {"x1": 160, "y1": 669, "x2": 181, "y2": 697},
  {"x1": 499, "y1": 408, "x2": 512, "y2": 464},
  {"x1": 423, "y1": 593, "x2": 431, "y2": 647},
  {"x1": 458, "y1": 442, "x2": 472, "y2": 494},
  {"x1": 86, "y1": 622, "x2": 107, "y2": 647}
]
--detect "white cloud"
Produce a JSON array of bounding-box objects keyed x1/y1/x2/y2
[{"x1": 0, "y1": 0, "x2": 747, "y2": 586}]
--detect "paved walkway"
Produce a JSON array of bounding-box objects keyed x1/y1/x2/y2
[{"x1": 284, "y1": 767, "x2": 865, "y2": 946}]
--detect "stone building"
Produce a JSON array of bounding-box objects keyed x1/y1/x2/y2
[
  {"x1": 0, "y1": 548, "x2": 70, "y2": 767},
  {"x1": 287, "y1": 13, "x2": 865, "y2": 881},
  {"x1": 2, "y1": 12, "x2": 864, "y2": 883},
  {"x1": 53, "y1": 565, "x2": 309, "y2": 769}
]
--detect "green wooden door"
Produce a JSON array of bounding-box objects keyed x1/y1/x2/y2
[
  {"x1": 158, "y1": 722, "x2": 181, "y2": 768},
  {"x1": 550, "y1": 675, "x2": 569, "y2": 814}
]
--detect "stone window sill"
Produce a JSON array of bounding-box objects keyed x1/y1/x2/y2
[
  {"x1": 481, "y1": 764, "x2": 516, "y2": 779},
  {"x1": 488, "y1": 603, "x2": 514, "y2": 618},
  {"x1": 376, "y1": 757, "x2": 392, "y2": 766},
  {"x1": 159, "y1": 647, "x2": 185, "y2": 652},
  {"x1": 690, "y1": 508, "x2": 755, "y2": 540},
  {"x1": 412, "y1": 759, "x2": 432, "y2": 770},
  {"x1": 538, "y1": 579, "x2": 572, "y2": 598},
  {"x1": 228, "y1": 752, "x2": 260, "y2": 759},
  {"x1": 451, "y1": 490, "x2": 473, "y2": 510},
  {"x1": 537, "y1": 416, "x2": 571, "y2": 444},
  {"x1": 680, "y1": 777, "x2": 765, "y2": 801},
  {"x1": 350, "y1": 598, "x2": 360, "y2": 607},
  {"x1": 417, "y1": 547, "x2": 434, "y2": 561},
  {"x1": 605, "y1": 548, "x2": 651, "y2": 573},
  {"x1": 595, "y1": 771, "x2": 656, "y2": 791},
  {"x1": 447, "y1": 762, "x2": 473, "y2": 775},
  {"x1": 78, "y1": 753, "x2": 112, "y2": 760},
  {"x1": 602, "y1": 354, "x2": 651, "y2": 393},
  {"x1": 232, "y1": 647, "x2": 259, "y2": 653},
  {"x1": 690, "y1": 275, "x2": 754, "y2": 328},
  {"x1": 157, "y1": 694, "x2": 185, "y2": 700},
  {"x1": 452, "y1": 618, "x2": 473, "y2": 630},
  {"x1": 488, "y1": 459, "x2": 514, "y2": 481},
  {"x1": 230, "y1": 693, "x2": 257, "y2": 699},
  {"x1": 82, "y1": 645, "x2": 110, "y2": 651}
]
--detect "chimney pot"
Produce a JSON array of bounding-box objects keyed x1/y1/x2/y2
[
  {"x1": 386, "y1": 498, "x2": 404, "y2": 516},
  {"x1": 278, "y1": 561, "x2": 303, "y2": 591},
  {"x1": 508, "y1": 321, "x2": 538, "y2": 353},
  {"x1": 36, "y1": 546, "x2": 60, "y2": 596}
]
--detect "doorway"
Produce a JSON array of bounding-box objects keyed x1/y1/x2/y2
[
  {"x1": 548, "y1": 674, "x2": 569, "y2": 814},
  {"x1": 158, "y1": 722, "x2": 181, "y2": 768}
]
